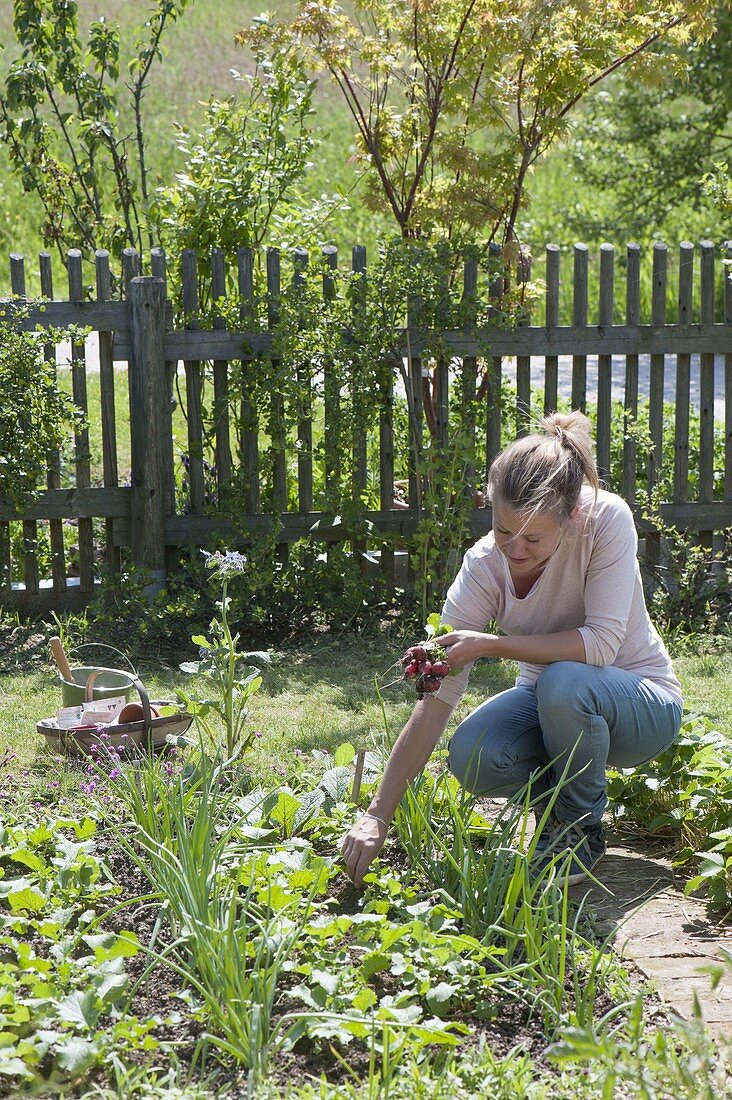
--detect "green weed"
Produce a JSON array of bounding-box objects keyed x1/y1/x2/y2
[{"x1": 0, "y1": 803, "x2": 152, "y2": 1091}]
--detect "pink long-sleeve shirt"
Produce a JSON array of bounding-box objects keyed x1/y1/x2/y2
[{"x1": 437, "y1": 487, "x2": 683, "y2": 708}]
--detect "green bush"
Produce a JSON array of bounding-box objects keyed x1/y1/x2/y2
[
  {"x1": 0, "y1": 315, "x2": 81, "y2": 513},
  {"x1": 608, "y1": 716, "x2": 732, "y2": 912}
]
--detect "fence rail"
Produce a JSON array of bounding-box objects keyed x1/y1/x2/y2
[{"x1": 1, "y1": 239, "x2": 731, "y2": 614}]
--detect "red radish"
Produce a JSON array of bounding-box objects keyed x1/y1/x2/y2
[{"x1": 398, "y1": 632, "x2": 453, "y2": 698}]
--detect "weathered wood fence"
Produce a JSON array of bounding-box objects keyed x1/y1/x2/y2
[{"x1": 1, "y1": 239, "x2": 731, "y2": 614}]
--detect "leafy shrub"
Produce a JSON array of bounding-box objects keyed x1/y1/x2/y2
[
  {"x1": 607, "y1": 716, "x2": 732, "y2": 911},
  {"x1": 78, "y1": 533, "x2": 401, "y2": 661},
  {"x1": 646, "y1": 525, "x2": 732, "y2": 639},
  {"x1": 81, "y1": 558, "x2": 213, "y2": 658},
  {"x1": 225, "y1": 533, "x2": 402, "y2": 636},
  {"x1": 151, "y1": 19, "x2": 337, "y2": 312},
  {"x1": 0, "y1": 315, "x2": 81, "y2": 512}
]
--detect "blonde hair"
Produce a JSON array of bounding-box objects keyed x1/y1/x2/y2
[{"x1": 487, "y1": 411, "x2": 599, "y2": 521}]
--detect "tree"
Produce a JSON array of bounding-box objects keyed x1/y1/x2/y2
[
  {"x1": 237, "y1": 0, "x2": 719, "y2": 246},
  {"x1": 0, "y1": 0, "x2": 191, "y2": 260},
  {"x1": 552, "y1": 3, "x2": 732, "y2": 243}
]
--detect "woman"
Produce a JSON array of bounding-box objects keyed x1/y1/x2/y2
[{"x1": 341, "y1": 412, "x2": 683, "y2": 887}]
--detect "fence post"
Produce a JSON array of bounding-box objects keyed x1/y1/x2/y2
[{"x1": 129, "y1": 276, "x2": 168, "y2": 593}]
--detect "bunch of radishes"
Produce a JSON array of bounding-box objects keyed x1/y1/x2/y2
[{"x1": 400, "y1": 616, "x2": 455, "y2": 699}]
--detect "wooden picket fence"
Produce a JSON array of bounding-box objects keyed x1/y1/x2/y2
[{"x1": 1, "y1": 239, "x2": 731, "y2": 614}]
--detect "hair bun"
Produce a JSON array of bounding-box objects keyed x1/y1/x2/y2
[
  {"x1": 540, "y1": 411, "x2": 592, "y2": 451},
  {"x1": 486, "y1": 408, "x2": 599, "y2": 519}
]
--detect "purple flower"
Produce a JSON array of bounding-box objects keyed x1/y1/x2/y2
[
  {"x1": 109, "y1": 768, "x2": 120, "y2": 780},
  {"x1": 254, "y1": 731, "x2": 263, "y2": 739},
  {"x1": 202, "y1": 549, "x2": 247, "y2": 578}
]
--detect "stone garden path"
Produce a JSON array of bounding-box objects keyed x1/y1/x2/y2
[{"x1": 573, "y1": 832, "x2": 732, "y2": 1039}]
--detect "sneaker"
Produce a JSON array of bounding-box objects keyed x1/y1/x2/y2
[
  {"x1": 532, "y1": 818, "x2": 606, "y2": 886},
  {"x1": 531, "y1": 807, "x2": 562, "y2": 856}
]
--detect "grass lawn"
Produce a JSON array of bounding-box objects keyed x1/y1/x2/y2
[
  {"x1": 2, "y1": 627, "x2": 730, "y2": 776},
  {"x1": 0, "y1": 627, "x2": 519, "y2": 777},
  {"x1": 673, "y1": 642, "x2": 732, "y2": 730}
]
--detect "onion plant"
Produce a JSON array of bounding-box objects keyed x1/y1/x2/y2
[
  {"x1": 98, "y1": 745, "x2": 312, "y2": 1082},
  {"x1": 392, "y1": 754, "x2": 609, "y2": 1032}
]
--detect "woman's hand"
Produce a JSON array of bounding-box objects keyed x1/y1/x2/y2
[
  {"x1": 440, "y1": 629, "x2": 498, "y2": 671},
  {"x1": 340, "y1": 814, "x2": 389, "y2": 886}
]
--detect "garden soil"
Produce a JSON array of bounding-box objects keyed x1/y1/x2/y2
[{"x1": 97, "y1": 822, "x2": 731, "y2": 1094}]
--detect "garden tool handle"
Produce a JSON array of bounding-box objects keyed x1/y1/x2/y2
[
  {"x1": 50, "y1": 637, "x2": 73, "y2": 683},
  {"x1": 84, "y1": 668, "x2": 153, "y2": 750}
]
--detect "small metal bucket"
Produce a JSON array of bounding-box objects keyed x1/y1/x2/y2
[{"x1": 58, "y1": 644, "x2": 136, "y2": 706}]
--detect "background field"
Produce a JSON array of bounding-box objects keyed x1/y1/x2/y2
[
  {"x1": 0, "y1": 0, "x2": 387, "y2": 266},
  {"x1": 1, "y1": 0, "x2": 727, "y2": 292}
]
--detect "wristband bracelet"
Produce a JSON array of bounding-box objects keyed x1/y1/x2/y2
[{"x1": 363, "y1": 812, "x2": 389, "y2": 830}]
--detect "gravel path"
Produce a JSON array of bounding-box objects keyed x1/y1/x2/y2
[{"x1": 63, "y1": 334, "x2": 728, "y2": 419}]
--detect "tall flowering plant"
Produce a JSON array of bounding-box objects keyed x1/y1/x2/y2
[{"x1": 177, "y1": 551, "x2": 270, "y2": 759}]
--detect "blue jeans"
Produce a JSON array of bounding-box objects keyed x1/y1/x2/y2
[{"x1": 447, "y1": 662, "x2": 683, "y2": 826}]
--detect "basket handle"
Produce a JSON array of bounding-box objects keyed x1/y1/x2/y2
[
  {"x1": 84, "y1": 668, "x2": 153, "y2": 750},
  {"x1": 71, "y1": 643, "x2": 137, "y2": 676}
]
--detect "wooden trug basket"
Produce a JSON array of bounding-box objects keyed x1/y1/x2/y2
[{"x1": 38, "y1": 668, "x2": 193, "y2": 758}]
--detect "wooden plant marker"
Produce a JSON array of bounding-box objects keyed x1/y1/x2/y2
[{"x1": 351, "y1": 748, "x2": 366, "y2": 804}]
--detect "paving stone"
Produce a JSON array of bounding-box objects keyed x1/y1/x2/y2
[
  {"x1": 571, "y1": 832, "x2": 732, "y2": 1033},
  {"x1": 633, "y1": 956, "x2": 724, "y2": 981}
]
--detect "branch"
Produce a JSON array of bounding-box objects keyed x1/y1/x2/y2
[
  {"x1": 413, "y1": 7, "x2": 426, "y2": 85},
  {"x1": 131, "y1": 8, "x2": 173, "y2": 222},
  {"x1": 331, "y1": 62, "x2": 407, "y2": 230},
  {"x1": 107, "y1": 135, "x2": 142, "y2": 252},
  {"x1": 0, "y1": 101, "x2": 68, "y2": 263},
  {"x1": 440, "y1": 0, "x2": 479, "y2": 86},
  {"x1": 504, "y1": 143, "x2": 537, "y2": 246},
  {"x1": 43, "y1": 74, "x2": 101, "y2": 221},
  {"x1": 556, "y1": 16, "x2": 685, "y2": 124},
  {"x1": 72, "y1": 71, "x2": 107, "y2": 224},
  {"x1": 516, "y1": 57, "x2": 525, "y2": 144},
  {"x1": 403, "y1": 0, "x2": 479, "y2": 224}
]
